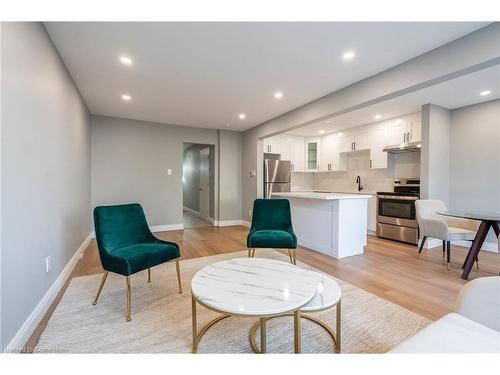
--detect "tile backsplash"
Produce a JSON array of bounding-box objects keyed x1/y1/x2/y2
[{"x1": 292, "y1": 151, "x2": 420, "y2": 193}]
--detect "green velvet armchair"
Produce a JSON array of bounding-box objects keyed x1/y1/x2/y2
[
  {"x1": 247, "y1": 199, "x2": 298, "y2": 264},
  {"x1": 92, "y1": 203, "x2": 182, "y2": 321}
]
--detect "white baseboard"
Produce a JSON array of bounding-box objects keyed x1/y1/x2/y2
[
  {"x1": 90, "y1": 223, "x2": 184, "y2": 238},
  {"x1": 241, "y1": 220, "x2": 251, "y2": 228},
  {"x1": 212, "y1": 219, "x2": 250, "y2": 227},
  {"x1": 149, "y1": 223, "x2": 184, "y2": 232},
  {"x1": 182, "y1": 206, "x2": 201, "y2": 218},
  {"x1": 420, "y1": 238, "x2": 498, "y2": 253},
  {"x1": 4, "y1": 233, "x2": 92, "y2": 352}
]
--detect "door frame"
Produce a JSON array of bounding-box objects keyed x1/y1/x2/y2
[{"x1": 199, "y1": 147, "x2": 211, "y2": 221}]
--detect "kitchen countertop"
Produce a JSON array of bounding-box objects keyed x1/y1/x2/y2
[{"x1": 273, "y1": 191, "x2": 373, "y2": 200}]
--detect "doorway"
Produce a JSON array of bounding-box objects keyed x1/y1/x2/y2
[{"x1": 182, "y1": 143, "x2": 215, "y2": 229}]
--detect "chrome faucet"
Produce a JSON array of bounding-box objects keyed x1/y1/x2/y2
[{"x1": 356, "y1": 176, "x2": 364, "y2": 191}]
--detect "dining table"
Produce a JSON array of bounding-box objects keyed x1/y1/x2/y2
[{"x1": 438, "y1": 210, "x2": 500, "y2": 280}]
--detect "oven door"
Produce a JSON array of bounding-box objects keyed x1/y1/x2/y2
[{"x1": 377, "y1": 195, "x2": 417, "y2": 228}]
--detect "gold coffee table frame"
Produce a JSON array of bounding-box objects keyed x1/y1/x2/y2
[
  {"x1": 249, "y1": 299, "x2": 341, "y2": 353},
  {"x1": 191, "y1": 294, "x2": 305, "y2": 354}
]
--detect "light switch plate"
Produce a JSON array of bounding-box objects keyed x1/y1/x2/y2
[
  {"x1": 167, "y1": 169, "x2": 172, "y2": 175},
  {"x1": 45, "y1": 256, "x2": 51, "y2": 273}
]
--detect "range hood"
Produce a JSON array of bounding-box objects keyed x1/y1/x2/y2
[{"x1": 383, "y1": 141, "x2": 421, "y2": 154}]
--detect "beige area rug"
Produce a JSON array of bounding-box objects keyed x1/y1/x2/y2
[{"x1": 36, "y1": 250, "x2": 430, "y2": 353}]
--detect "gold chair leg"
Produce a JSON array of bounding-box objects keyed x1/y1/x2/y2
[
  {"x1": 92, "y1": 271, "x2": 109, "y2": 305},
  {"x1": 126, "y1": 276, "x2": 131, "y2": 322},
  {"x1": 292, "y1": 249, "x2": 297, "y2": 265},
  {"x1": 287, "y1": 249, "x2": 294, "y2": 264},
  {"x1": 248, "y1": 249, "x2": 251, "y2": 258},
  {"x1": 294, "y1": 310, "x2": 301, "y2": 353},
  {"x1": 192, "y1": 295, "x2": 197, "y2": 353},
  {"x1": 147, "y1": 268, "x2": 151, "y2": 283},
  {"x1": 175, "y1": 258, "x2": 183, "y2": 293},
  {"x1": 251, "y1": 249, "x2": 255, "y2": 258}
]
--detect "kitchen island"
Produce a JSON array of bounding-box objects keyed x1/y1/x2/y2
[{"x1": 272, "y1": 191, "x2": 373, "y2": 259}]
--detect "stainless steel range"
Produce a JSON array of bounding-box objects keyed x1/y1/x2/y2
[{"x1": 376, "y1": 178, "x2": 420, "y2": 245}]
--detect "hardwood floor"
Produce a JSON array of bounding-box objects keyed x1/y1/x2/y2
[
  {"x1": 25, "y1": 225, "x2": 500, "y2": 351},
  {"x1": 182, "y1": 211, "x2": 212, "y2": 229}
]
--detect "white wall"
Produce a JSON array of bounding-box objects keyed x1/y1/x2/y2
[
  {"x1": 1, "y1": 23, "x2": 91, "y2": 348},
  {"x1": 91, "y1": 115, "x2": 219, "y2": 227},
  {"x1": 450, "y1": 99, "x2": 500, "y2": 245},
  {"x1": 218, "y1": 130, "x2": 243, "y2": 222},
  {"x1": 421, "y1": 104, "x2": 451, "y2": 205},
  {"x1": 91, "y1": 116, "x2": 243, "y2": 227}
]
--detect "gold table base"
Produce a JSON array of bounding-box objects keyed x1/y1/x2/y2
[
  {"x1": 249, "y1": 313, "x2": 340, "y2": 354},
  {"x1": 191, "y1": 295, "x2": 302, "y2": 354}
]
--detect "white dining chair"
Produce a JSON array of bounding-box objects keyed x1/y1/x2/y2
[{"x1": 415, "y1": 199, "x2": 478, "y2": 270}]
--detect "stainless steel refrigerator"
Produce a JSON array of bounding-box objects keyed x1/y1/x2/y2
[{"x1": 264, "y1": 155, "x2": 291, "y2": 199}]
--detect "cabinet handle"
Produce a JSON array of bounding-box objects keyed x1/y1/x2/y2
[
  {"x1": 354, "y1": 142, "x2": 356, "y2": 150},
  {"x1": 403, "y1": 133, "x2": 406, "y2": 143},
  {"x1": 370, "y1": 160, "x2": 372, "y2": 169},
  {"x1": 408, "y1": 132, "x2": 411, "y2": 141}
]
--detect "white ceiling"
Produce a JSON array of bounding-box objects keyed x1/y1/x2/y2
[
  {"x1": 44, "y1": 22, "x2": 488, "y2": 131},
  {"x1": 287, "y1": 64, "x2": 500, "y2": 137}
]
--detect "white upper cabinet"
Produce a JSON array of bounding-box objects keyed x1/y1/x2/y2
[
  {"x1": 281, "y1": 135, "x2": 305, "y2": 172},
  {"x1": 408, "y1": 120, "x2": 421, "y2": 142},
  {"x1": 263, "y1": 136, "x2": 281, "y2": 154},
  {"x1": 368, "y1": 125, "x2": 389, "y2": 169},
  {"x1": 305, "y1": 137, "x2": 320, "y2": 171},
  {"x1": 388, "y1": 118, "x2": 421, "y2": 144},
  {"x1": 264, "y1": 134, "x2": 305, "y2": 172},
  {"x1": 341, "y1": 130, "x2": 368, "y2": 152},
  {"x1": 320, "y1": 133, "x2": 345, "y2": 172},
  {"x1": 262, "y1": 112, "x2": 420, "y2": 173},
  {"x1": 389, "y1": 120, "x2": 408, "y2": 144}
]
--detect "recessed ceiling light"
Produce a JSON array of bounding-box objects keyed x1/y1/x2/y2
[
  {"x1": 374, "y1": 114, "x2": 382, "y2": 120},
  {"x1": 119, "y1": 56, "x2": 133, "y2": 65},
  {"x1": 343, "y1": 51, "x2": 355, "y2": 60},
  {"x1": 121, "y1": 94, "x2": 131, "y2": 101},
  {"x1": 238, "y1": 113, "x2": 246, "y2": 120},
  {"x1": 224, "y1": 124, "x2": 230, "y2": 128},
  {"x1": 395, "y1": 119, "x2": 402, "y2": 124},
  {"x1": 319, "y1": 130, "x2": 325, "y2": 134},
  {"x1": 480, "y1": 90, "x2": 491, "y2": 96},
  {"x1": 274, "y1": 92, "x2": 283, "y2": 99}
]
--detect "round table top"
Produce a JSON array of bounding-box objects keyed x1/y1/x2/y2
[
  {"x1": 191, "y1": 258, "x2": 320, "y2": 316},
  {"x1": 301, "y1": 272, "x2": 341, "y2": 312},
  {"x1": 437, "y1": 210, "x2": 500, "y2": 222}
]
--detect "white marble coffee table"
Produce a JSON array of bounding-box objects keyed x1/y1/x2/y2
[
  {"x1": 190, "y1": 258, "x2": 320, "y2": 353},
  {"x1": 250, "y1": 272, "x2": 342, "y2": 353}
]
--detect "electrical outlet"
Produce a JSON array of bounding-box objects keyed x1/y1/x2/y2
[
  {"x1": 167, "y1": 169, "x2": 172, "y2": 175},
  {"x1": 45, "y1": 256, "x2": 51, "y2": 273}
]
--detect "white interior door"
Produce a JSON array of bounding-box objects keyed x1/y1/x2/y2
[{"x1": 199, "y1": 148, "x2": 210, "y2": 220}]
